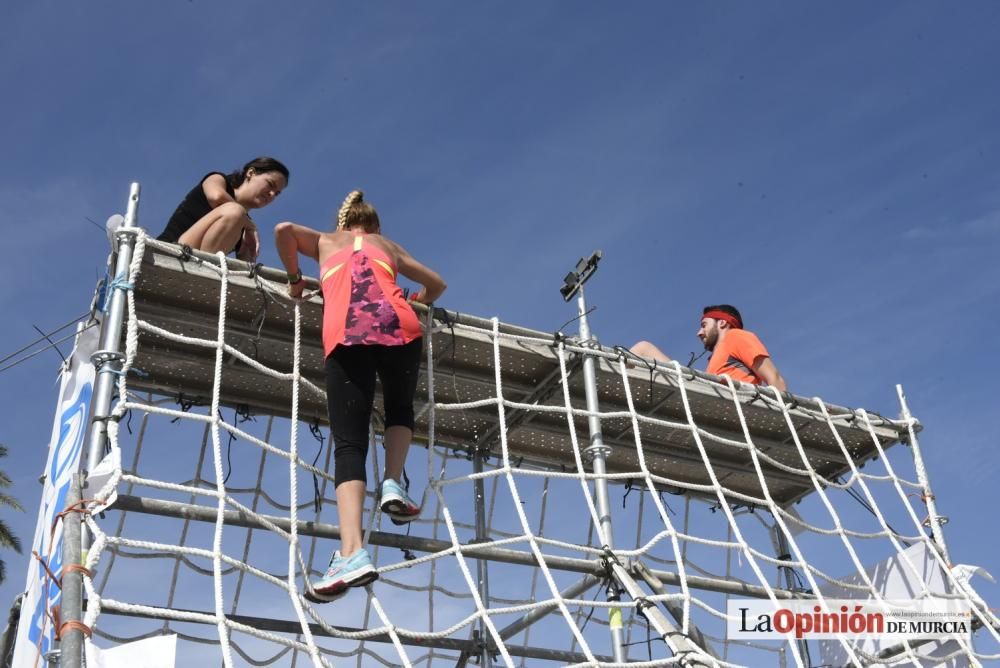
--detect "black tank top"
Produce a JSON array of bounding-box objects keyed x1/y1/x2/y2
[{"x1": 157, "y1": 172, "x2": 236, "y2": 243}]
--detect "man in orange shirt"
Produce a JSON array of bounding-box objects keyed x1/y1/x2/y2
[{"x1": 630, "y1": 304, "x2": 787, "y2": 391}]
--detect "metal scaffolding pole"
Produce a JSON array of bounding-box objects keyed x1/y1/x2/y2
[
  {"x1": 632, "y1": 561, "x2": 718, "y2": 660},
  {"x1": 58, "y1": 475, "x2": 84, "y2": 668},
  {"x1": 111, "y1": 493, "x2": 804, "y2": 599},
  {"x1": 82, "y1": 183, "x2": 140, "y2": 475},
  {"x1": 497, "y1": 574, "x2": 602, "y2": 641},
  {"x1": 896, "y1": 385, "x2": 951, "y2": 565},
  {"x1": 472, "y1": 450, "x2": 492, "y2": 667},
  {"x1": 64, "y1": 184, "x2": 139, "y2": 668},
  {"x1": 575, "y1": 285, "x2": 625, "y2": 662},
  {"x1": 773, "y1": 527, "x2": 811, "y2": 666},
  {"x1": 89, "y1": 603, "x2": 615, "y2": 665},
  {"x1": 607, "y1": 560, "x2": 715, "y2": 667}
]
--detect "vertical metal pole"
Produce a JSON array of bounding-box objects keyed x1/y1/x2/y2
[
  {"x1": 83, "y1": 182, "x2": 141, "y2": 474},
  {"x1": 773, "y1": 528, "x2": 811, "y2": 666},
  {"x1": 59, "y1": 474, "x2": 85, "y2": 668},
  {"x1": 576, "y1": 287, "x2": 624, "y2": 662},
  {"x1": 74, "y1": 183, "x2": 141, "y2": 632},
  {"x1": 896, "y1": 385, "x2": 951, "y2": 565},
  {"x1": 472, "y1": 452, "x2": 491, "y2": 667}
]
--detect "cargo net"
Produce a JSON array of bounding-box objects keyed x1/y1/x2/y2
[{"x1": 76, "y1": 228, "x2": 1000, "y2": 667}]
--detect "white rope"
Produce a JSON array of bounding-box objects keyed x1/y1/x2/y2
[
  {"x1": 285, "y1": 301, "x2": 325, "y2": 666},
  {"x1": 75, "y1": 229, "x2": 998, "y2": 667},
  {"x1": 209, "y1": 251, "x2": 236, "y2": 667}
]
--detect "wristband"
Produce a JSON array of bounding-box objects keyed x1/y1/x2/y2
[{"x1": 287, "y1": 269, "x2": 303, "y2": 284}]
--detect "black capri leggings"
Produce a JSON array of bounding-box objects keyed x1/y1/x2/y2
[{"x1": 325, "y1": 338, "x2": 423, "y2": 487}]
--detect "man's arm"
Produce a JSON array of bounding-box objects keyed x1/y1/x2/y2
[
  {"x1": 752, "y1": 356, "x2": 787, "y2": 392},
  {"x1": 630, "y1": 341, "x2": 671, "y2": 364}
]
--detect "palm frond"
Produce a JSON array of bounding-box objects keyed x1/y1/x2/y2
[
  {"x1": 0, "y1": 493, "x2": 24, "y2": 513},
  {"x1": 0, "y1": 518, "x2": 23, "y2": 553}
]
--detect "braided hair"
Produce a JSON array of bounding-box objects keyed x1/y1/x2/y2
[{"x1": 336, "y1": 189, "x2": 380, "y2": 233}]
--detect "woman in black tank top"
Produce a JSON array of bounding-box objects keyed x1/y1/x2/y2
[{"x1": 157, "y1": 156, "x2": 289, "y2": 261}]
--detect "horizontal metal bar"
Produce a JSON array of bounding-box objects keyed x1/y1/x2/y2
[
  {"x1": 498, "y1": 574, "x2": 602, "y2": 640},
  {"x1": 111, "y1": 494, "x2": 801, "y2": 600},
  {"x1": 89, "y1": 601, "x2": 613, "y2": 664}
]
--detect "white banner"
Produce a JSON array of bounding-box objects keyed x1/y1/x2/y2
[
  {"x1": 85, "y1": 634, "x2": 176, "y2": 668},
  {"x1": 818, "y1": 541, "x2": 973, "y2": 667},
  {"x1": 12, "y1": 322, "x2": 99, "y2": 668}
]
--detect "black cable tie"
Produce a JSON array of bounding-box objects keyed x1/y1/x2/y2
[
  {"x1": 599, "y1": 546, "x2": 623, "y2": 579},
  {"x1": 171, "y1": 393, "x2": 203, "y2": 422},
  {"x1": 634, "y1": 595, "x2": 656, "y2": 619},
  {"x1": 235, "y1": 403, "x2": 255, "y2": 424},
  {"x1": 248, "y1": 262, "x2": 263, "y2": 279},
  {"x1": 222, "y1": 407, "x2": 236, "y2": 485},
  {"x1": 432, "y1": 306, "x2": 455, "y2": 330},
  {"x1": 179, "y1": 244, "x2": 194, "y2": 263}
]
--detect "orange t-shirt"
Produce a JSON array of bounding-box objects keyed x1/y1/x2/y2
[
  {"x1": 706, "y1": 329, "x2": 769, "y2": 385},
  {"x1": 319, "y1": 234, "x2": 422, "y2": 356}
]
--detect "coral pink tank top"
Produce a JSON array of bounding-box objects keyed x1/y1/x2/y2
[{"x1": 319, "y1": 233, "x2": 422, "y2": 356}]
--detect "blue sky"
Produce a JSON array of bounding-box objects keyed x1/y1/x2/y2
[{"x1": 1, "y1": 0, "x2": 998, "y2": 659}]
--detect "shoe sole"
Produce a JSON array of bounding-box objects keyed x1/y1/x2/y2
[
  {"x1": 347, "y1": 568, "x2": 379, "y2": 588},
  {"x1": 311, "y1": 565, "x2": 379, "y2": 599},
  {"x1": 381, "y1": 496, "x2": 420, "y2": 524},
  {"x1": 304, "y1": 587, "x2": 346, "y2": 604}
]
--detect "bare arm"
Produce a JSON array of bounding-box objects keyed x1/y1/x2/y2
[
  {"x1": 752, "y1": 356, "x2": 787, "y2": 392},
  {"x1": 394, "y1": 242, "x2": 446, "y2": 304},
  {"x1": 202, "y1": 173, "x2": 239, "y2": 209},
  {"x1": 629, "y1": 341, "x2": 671, "y2": 363},
  {"x1": 274, "y1": 222, "x2": 321, "y2": 297}
]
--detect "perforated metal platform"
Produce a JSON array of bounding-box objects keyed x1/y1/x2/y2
[{"x1": 127, "y1": 242, "x2": 910, "y2": 507}]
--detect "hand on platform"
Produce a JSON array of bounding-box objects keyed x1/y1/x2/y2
[{"x1": 238, "y1": 225, "x2": 261, "y2": 262}]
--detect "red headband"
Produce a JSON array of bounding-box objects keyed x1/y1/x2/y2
[{"x1": 703, "y1": 310, "x2": 742, "y2": 330}]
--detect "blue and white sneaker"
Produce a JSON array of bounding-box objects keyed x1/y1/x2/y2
[
  {"x1": 309, "y1": 548, "x2": 378, "y2": 601},
  {"x1": 380, "y1": 479, "x2": 421, "y2": 525}
]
